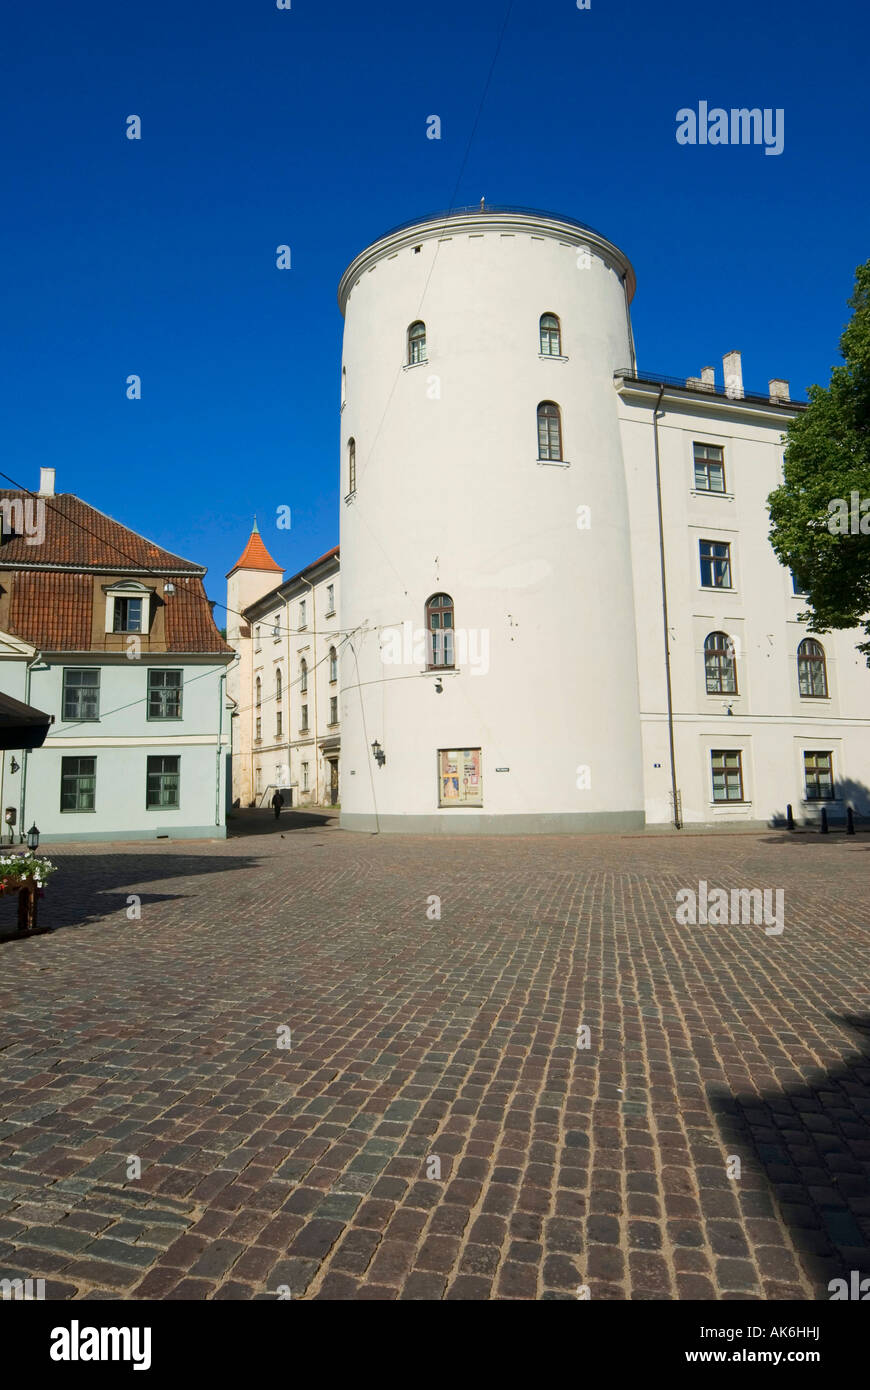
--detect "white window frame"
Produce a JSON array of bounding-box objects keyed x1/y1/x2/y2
[{"x1": 104, "y1": 581, "x2": 153, "y2": 634}]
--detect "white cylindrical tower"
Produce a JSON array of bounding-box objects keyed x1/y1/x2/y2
[{"x1": 338, "y1": 206, "x2": 644, "y2": 832}]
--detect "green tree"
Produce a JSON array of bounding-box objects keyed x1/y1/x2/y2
[{"x1": 768, "y1": 261, "x2": 870, "y2": 657}]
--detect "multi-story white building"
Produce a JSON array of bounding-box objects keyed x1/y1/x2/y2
[
  {"x1": 226, "y1": 528, "x2": 340, "y2": 808},
  {"x1": 335, "y1": 205, "x2": 870, "y2": 832}
]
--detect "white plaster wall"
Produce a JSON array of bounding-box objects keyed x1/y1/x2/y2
[
  {"x1": 619, "y1": 391, "x2": 870, "y2": 825},
  {"x1": 339, "y1": 214, "x2": 645, "y2": 827}
]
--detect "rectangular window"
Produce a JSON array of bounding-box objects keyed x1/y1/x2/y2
[
  {"x1": 299, "y1": 600, "x2": 306, "y2": 628},
  {"x1": 804, "y1": 750, "x2": 833, "y2": 801},
  {"x1": 300, "y1": 705, "x2": 309, "y2": 732},
  {"x1": 693, "y1": 443, "x2": 726, "y2": 493},
  {"x1": 711, "y1": 749, "x2": 744, "y2": 803},
  {"x1": 301, "y1": 762, "x2": 309, "y2": 791},
  {"x1": 147, "y1": 669, "x2": 182, "y2": 719},
  {"x1": 255, "y1": 716, "x2": 261, "y2": 741},
  {"x1": 276, "y1": 710, "x2": 283, "y2": 737},
  {"x1": 62, "y1": 668, "x2": 100, "y2": 722},
  {"x1": 147, "y1": 755, "x2": 180, "y2": 809},
  {"x1": 326, "y1": 584, "x2": 335, "y2": 614},
  {"x1": 61, "y1": 756, "x2": 96, "y2": 812},
  {"x1": 255, "y1": 625, "x2": 261, "y2": 649},
  {"x1": 329, "y1": 696, "x2": 338, "y2": 725},
  {"x1": 792, "y1": 571, "x2": 809, "y2": 596},
  {"x1": 113, "y1": 597, "x2": 143, "y2": 632},
  {"x1": 438, "y1": 748, "x2": 483, "y2": 808},
  {"x1": 700, "y1": 540, "x2": 732, "y2": 588}
]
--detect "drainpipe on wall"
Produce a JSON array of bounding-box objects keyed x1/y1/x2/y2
[
  {"x1": 215, "y1": 669, "x2": 225, "y2": 825},
  {"x1": 19, "y1": 649, "x2": 43, "y2": 842},
  {"x1": 301, "y1": 574, "x2": 319, "y2": 804},
  {"x1": 651, "y1": 387, "x2": 681, "y2": 830},
  {"x1": 284, "y1": 589, "x2": 291, "y2": 802}
]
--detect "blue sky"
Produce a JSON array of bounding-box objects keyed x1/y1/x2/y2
[{"x1": 2, "y1": 0, "x2": 867, "y2": 621}]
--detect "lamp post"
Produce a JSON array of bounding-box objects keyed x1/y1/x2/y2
[{"x1": 26, "y1": 823, "x2": 40, "y2": 852}]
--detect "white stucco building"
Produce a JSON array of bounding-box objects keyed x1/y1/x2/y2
[
  {"x1": 336, "y1": 205, "x2": 870, "y2": 832},
  {"x1": 227, "y1": 527, "x2": 340, "y2": 809}
]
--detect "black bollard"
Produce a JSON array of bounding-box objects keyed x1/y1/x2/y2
[
  {"x1": 786, "y1": 803, "x2": 794, "y2": 830},
  {"x1": 847, "y1": 805, "x2": 855, "y2": 835},
  {"x1": 820, "y1": 807, "x2": 829, "y2": 834}
]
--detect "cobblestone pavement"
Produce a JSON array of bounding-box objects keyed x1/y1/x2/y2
[{"x1": 1, "y1": 815, "x2": 870, "y2": 1300}]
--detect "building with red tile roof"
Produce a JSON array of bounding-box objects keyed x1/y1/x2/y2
[
  {"x1": 0, "y1": 470, "x2": 234, "y2": 843},
  {"x1": 226, "y1": 522, "x2": 339, "y2": 809}
]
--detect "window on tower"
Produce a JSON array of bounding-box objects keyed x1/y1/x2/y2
[
  {"x1": 408, "y1": 321, "x2": 427, "y2": 365},
  {"x1": 347, "y1": 438, "x2": 356, "y2": 496},
  {"x1": 539, "y1": 313, "x2": 562, "y2": 356},
  {"x1": 426, "y1": 593, "x2": 455, "y2": 669},
  {"x1": 537, "y1": 401, "x2": 563, "y2": 461}
]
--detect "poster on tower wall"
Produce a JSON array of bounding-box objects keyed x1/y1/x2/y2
[{"x1": 438, "y1": 748, "x2": 482, "y2": 807}]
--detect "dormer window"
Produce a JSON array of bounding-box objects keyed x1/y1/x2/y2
[
  {"x1": 114, "y1": 597, "x2": 142, "y2": 632},
  {"x1": 104, "y1": 580, "x2": 154, "y2": 635}
]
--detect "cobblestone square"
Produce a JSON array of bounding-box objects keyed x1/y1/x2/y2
[{"x1": 1, "y1": 815, "x2": 869, "y2": 1300}]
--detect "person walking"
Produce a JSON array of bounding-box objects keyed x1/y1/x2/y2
[{"x1": 271, "y1": 788, "x2": 284, "y2": 820}]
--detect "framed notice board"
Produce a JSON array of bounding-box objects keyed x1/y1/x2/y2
[{"x1": 438, "y1": 748, "x2": 482, "y2": 807}]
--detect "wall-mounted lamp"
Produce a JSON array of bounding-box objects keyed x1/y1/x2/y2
[
  {"x1": 724, "y1": 704, "x2": 734, "y2": 717},
  {"x1": 26, "y1": 823, "x2": 40, "y2": 851},
  {"x1": 434, "y1": 679, "x2": 443, "y2": 694},
  {"x1": 9, "y1": 757, "x2": 19, "y2": 774},
  {"x1": 371, "y1": 739, "x2": 386, "y2": 767},
  {"x1": 164, "y1": 581, "x2": 176, "y2": 596}
]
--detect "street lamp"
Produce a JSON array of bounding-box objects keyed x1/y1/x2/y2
[
  {"x1": 26, "y1": 823, "x2": 40, "y2": 851},
  {"x1": 371, "y1": 740, "x2": 386, "y2": 767}
]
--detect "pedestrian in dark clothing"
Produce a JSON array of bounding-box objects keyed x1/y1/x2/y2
[{"x1": 271, "y1": 789, "x2": 284, "y2": 820}]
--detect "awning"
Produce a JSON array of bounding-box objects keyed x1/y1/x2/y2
[{"x1": 0, "y1": 692, "x2": 53, "y2": 750}]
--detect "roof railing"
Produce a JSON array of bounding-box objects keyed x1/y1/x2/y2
[{"x1": 614, "y1": 368, "x2": 804, "y2": 409}]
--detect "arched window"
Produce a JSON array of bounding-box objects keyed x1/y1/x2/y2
[
  {"x1": 300, "y1": 658, "x2": 308, "y2": 694},
  {"x1": 798, "y1": 639, "x2": 828, "y2": 698},
  {"x1": 426, "y1": 593, "x2": 454, "y2": 669},
  {"x1": 704, "y1": 632, "x2": 737, "y2": 694},
  {"x1": 276, "y1": 669, "x2": 282, "y2": 703},
  {"x1": 329, "y1": 646, "x2": 337, "y2": 682},
  {"x1": 408, "y1": 320, "x2": 427, "y2": 365},
  {"x1": 255, "y1": 676, "x2": 261, "y2": 707},
  {"x1": 540, "y1": 313, "x2": 561, "y2": 356},
  {"x1": 537, "y1": 401, "x2": 563, "y2": 461},
  {"x1": 348, "y1": 438, "x2": 356, "y2": 495}
]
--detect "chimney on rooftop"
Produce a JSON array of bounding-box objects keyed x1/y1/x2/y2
[
  {"x1": 685, "y1": 364, "x2": 716, "y2": 393},
  {"x1": 723, "y1": 351, "x2": 743, "y2": 400},
  {"x1": 768, "y1": 378, "x2": 790, "y2": 403},
  {"x1": 39, "y1": 467, "x2": 55, "y2": 497}
]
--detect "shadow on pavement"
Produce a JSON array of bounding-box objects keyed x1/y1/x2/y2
[
  {"x1": 0, "y1": 850, "x2": 262, "y2": 943},
  {"x1": 710, "y1": 1012, "x2": 870, "y2": 1298},
  {"x1": 227, "y1": 808, "x2": 339, "y2": 836}
]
